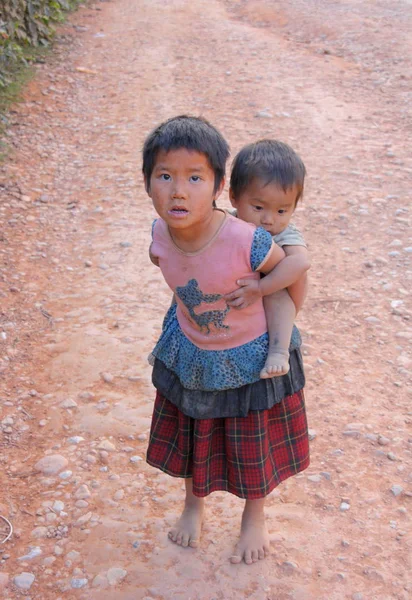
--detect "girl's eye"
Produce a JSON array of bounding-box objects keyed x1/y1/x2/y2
[
  {"x1": 253, "y1": 205, "x2": 263, "y2": 211},
  {"x1": 190, "y1": 175, "x2": 201, "y2": 182},
  {"x1": 278, "y1": 209, "x2": 286, "y2": 214},
  {"x1": 159, "y1": 174, "x2": 171, "y2": 181}
]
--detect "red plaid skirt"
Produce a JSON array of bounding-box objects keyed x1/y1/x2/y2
[{"x1": 146, "y1": 390, "x2": 310, "y2": 499}]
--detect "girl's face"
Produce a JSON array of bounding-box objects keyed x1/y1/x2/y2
[
  {"x1": 230, "y1": 178, "x2": 297, "y2": 236},
  {"x1": 147, "y1": 148, "x2": 224, "y2": 233}
]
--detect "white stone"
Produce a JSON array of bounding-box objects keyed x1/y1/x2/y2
[
  {"x1": 53, "y1": 500, "x2": 65, "y2": 513},
  {"x1": 391, "y1": 485, "x2": 403, "y2": 497},
  {"x1": 59, "y1": 398, "x2": 78, "y2": 409},
  {"x1": 35, "y1": 454, "x2": 68, "y2": 475},
  {"x1": 14, "y1": 572, "x2": 35, "y2": 590},
  {"x1": 130, "y1": 455, "x2": 143, "y2": 463},
  {"x1": 107, "y1": 567, "x2": 127, "y2": 586},
  {"x1": 75, "y1": 484, "x2": 91, "y2": 499},
  {"x1": 98, "y1": 439, "x2": 116, "y2": 452}
]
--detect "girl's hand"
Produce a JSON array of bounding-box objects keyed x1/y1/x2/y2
[{"x1": 224, "y1": 279, "x2": 262, "y2": 309}]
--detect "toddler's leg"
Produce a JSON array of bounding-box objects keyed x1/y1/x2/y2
[
  {"x1": 230, "y1": 498, "x2": 270, "y2": 564},
  {"x1": 168, "y1": 478, "x2": 204, "y2": 548},
  {"x1": 261, "y1": 288, "x2": 295, "y2": 378}
]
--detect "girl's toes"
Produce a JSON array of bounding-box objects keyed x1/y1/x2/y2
[
  {"x1": 251, "y1": 550, "x2": 258, "y2": 563},
  {"x1": 258, "y1": 548, "x2": 265, "y2": 560},
  {"x1": 176, "y1": 534, "x2": 183, "y2": 545},
  {"x1": 168, "y1": 529, "x2": 177, "y2": 541},
  {"x1": 181, "y1": 533, "x2": 190, "y2": 547},
  {"x1": 230, "y1": 553, "x2": 242, "y2": 564},
  {"x1": 244, "y1": 550, "x2": 253, "y2": 565},
  {"x1": 189, "y1": 538, "x2": 199, "y2": 548}
]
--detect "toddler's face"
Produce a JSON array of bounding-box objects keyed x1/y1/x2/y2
[{"x1": 230, "y1": 179, "x2": 297, "y2": 236}]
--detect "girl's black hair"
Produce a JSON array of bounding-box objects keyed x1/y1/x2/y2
[
  {"x1": 230, "y1": 140, "x2": 306, "y2": 205},
  {"x1": 142, "y1": 115, "x2": 230, "y2": 193}
]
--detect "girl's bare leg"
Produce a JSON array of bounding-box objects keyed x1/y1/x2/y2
[
  {"x1": 168, "y1": 478, "x2": 204, "y2": 548},
  {"x1": 230, "y1": 498, "x2": 270, "y2": 564},
  {"x1": 261, "y1": 289, "x2": 295, "y2": 378}
]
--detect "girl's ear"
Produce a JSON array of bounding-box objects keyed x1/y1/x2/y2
[{"x1": 213, "y1": 177, "x2": 226, "y2": 202}]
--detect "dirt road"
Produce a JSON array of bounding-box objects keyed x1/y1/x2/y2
[{"x1": 0, "y1": 1, "x2": 411, "y2": 598}]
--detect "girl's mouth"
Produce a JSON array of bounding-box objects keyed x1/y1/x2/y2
[{"x1": 169, "y1": 206, "x2": 188, "y2": 215}]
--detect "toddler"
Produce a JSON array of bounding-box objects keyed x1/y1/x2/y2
[{"x1": 226, "y1": 140, "x2": 310, "y2": 378}]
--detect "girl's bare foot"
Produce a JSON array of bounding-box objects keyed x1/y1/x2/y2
[
  {"x1": 168, "y1": 479, "x2": 204, "y2": 548},
  {"x1": 260, "y1": 349, "x2": 290, "y2": 378},
  {"x1": 230, "y1": 499, "x2": 270, "y2": 564}
]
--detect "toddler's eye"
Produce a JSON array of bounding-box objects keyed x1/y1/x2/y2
[
  {"x1": 278, "y1": 209, "x2": 286, "y2": 214},
  {"x1": 253, "y1": 205, "x2": 263, "y2": 211},
  {"x1": 190, "y1": 175, "x2": 201, "y2": 182},
  {"x1": 159, "y1": 174, "x2": 171, "y2": 181}
]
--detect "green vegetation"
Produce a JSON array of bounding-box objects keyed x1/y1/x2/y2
[{"x1": 0, "y1": 1, "x2": 82, "y2": 155}]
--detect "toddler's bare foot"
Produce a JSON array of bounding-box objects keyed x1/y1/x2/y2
[
  {"x1": 168, "y1": 498, "x2": 204, "y2": 548},
  {"x1": 230, "y1": 506, "x2": 270, "y2": 565},
  {"x1": 260, "y1": 349, "x2": 290, "y2": 378}
]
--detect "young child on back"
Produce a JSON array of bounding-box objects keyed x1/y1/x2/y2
[
  {"x1": 226, "y1": 140, "x2": 310, "y2": 378},
  {"x1": 143, "y1": 115, "x2": 309, "y2": 565}
]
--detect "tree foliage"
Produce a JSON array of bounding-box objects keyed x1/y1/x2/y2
[{"x1": 0, "y1": 0, "x2": 80, "y2": 86}]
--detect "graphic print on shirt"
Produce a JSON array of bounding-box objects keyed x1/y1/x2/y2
[{"x1": 175, "y1": 279, "x2": 231, "y2": 334}]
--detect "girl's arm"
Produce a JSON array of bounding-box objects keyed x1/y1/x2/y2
[
  {"x1": 225, "y1": 245, "x2": 310, "y2": 309},
  {"x1": 149, "y1": 243, "x2": 159, "y2": 267}
]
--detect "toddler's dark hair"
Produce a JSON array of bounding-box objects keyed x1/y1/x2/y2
[
  {"x1": 142, "y1": 115, "x2": 230, "y2": 193},
  {"x1": 230, "y1": 140, "x2": 306, "y2": 205}
]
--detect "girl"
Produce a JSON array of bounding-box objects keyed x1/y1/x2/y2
[{"x1": 143, "y1": 115, "x2": 309, "y2": 565}]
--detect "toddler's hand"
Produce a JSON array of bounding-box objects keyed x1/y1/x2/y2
[{"x1": 224, "y1": 279, "x2": 262, "y2": 309}]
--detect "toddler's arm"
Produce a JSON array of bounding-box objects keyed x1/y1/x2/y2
[
  {"x1": 259, "y1": 245, "x2": 310, "y2": 297},
  {"x1": 225, "y1": 245, "x2": 309, "y2": 310}
]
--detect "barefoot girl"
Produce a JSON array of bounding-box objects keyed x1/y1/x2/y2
[
  {"x1": 143, "y1": 116, "x2": 309, "y2": 564},
  {"x1": 226, "y1": 140, "x2": 310, "y2": 378}
]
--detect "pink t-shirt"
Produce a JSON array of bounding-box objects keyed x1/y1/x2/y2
[{"x1": 151, "y1": 213, "x2": 273, "y2": 351}]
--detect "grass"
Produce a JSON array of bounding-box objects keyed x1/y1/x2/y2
[{"x1": 0, "y1": 47, "x2": 50, "y2": 161}]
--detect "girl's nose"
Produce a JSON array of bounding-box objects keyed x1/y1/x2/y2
[{"x1": 171, "y1": 180, "x2": 186, "y2": 198}]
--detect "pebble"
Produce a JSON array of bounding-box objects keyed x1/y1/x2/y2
[
  {"x1": 67, "y1": 436, "x2": 84, "y2": 444},
  {"x1": 31, "y1": 527, "x2": 48, "y2": 539},
  {"x1": 75, "y1": 485, "x2": 91, "y2": 499},
  {"x1": 378, "y1": 435, "x2": 390, "y2": 446},
  {"x1": 308, "y1": 429, "x2": 317, "y2": 440},
  {"x1": 18, "y1": 547, "x2": 42, "y2": 561},
  {"x1": 101, "y1": 372, "x2": 114, "y2": 383},
  {"x1": 114, "y1": 489, "x2": 125, "y2": 500},
  {"x1": 71, "y1": 578, "x2": 88, "y2": 589},
  {"x1": 387, "y1": 452, "x2": 397, "y2": 461},
  {"x1": 35, "y1": 455, "x2": 68, "y2": 475},
  {"x1": 53, "y1": 501, "x2": 65, "y2": 513},
  {"x1": 98, "y1": 439, "x2": 116, "y2": 452},
  {"x1": 352, "y1": 594, "x2": 363, "y2": 600},
  {"x1": 130, "y1": 455, "x2": 143, "y2": 463},
  {"x1": 74, "y1": 512, "x2": 92, "y2": 526},
  {"x1": 391, "y1": 485, "x2": 403, "y2": 497},
  {"x1": 307, "y1": 475, "x2": 322, "y2": 483},
  {"x1": 66, "y1": 551, "x2": 81, "y2": 562},
  {"x1": 59, "y1": 398, "x2": 78, "y2": 409},
  {"x1": 280, "y1": 561, "x2": 298, "y2": 575},
  {"x1": 107, "y1": 567, "x2": 127, "y2": 586},
  {"x1": 59, "y1": 470, "x2": 72, "y2": 479},
  {"x1": 14, "y1": 572, "x2": 35, "y2": 590},
  {"x1": 340, "y1": 502, "x2": 350, "y2": 511},
  {"x1": 255, "y1": 110, "x2": 272, "y2": 118}
]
